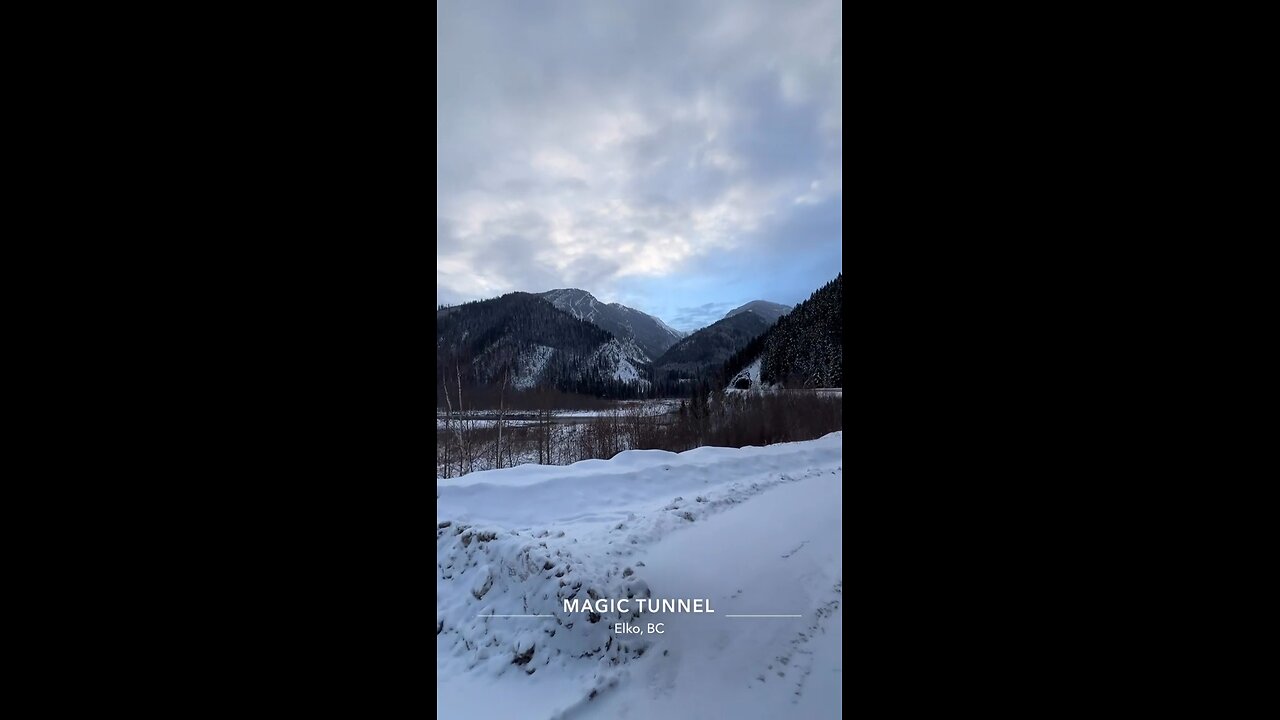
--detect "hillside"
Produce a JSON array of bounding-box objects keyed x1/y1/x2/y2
[
  {"x1": 540, "y1": 288, "x2": 684, "y2": 362},
  {"x1": 721, "y1": 274, "x2": 842, "y2": 390},
  {"x1": 652, "y1": 312, "x2": 771, "y2": 381},
  {"x1": 437, "y1": 292, "x2": 650, "y2": 399}
]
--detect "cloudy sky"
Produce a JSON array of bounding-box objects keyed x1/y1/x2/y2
[{"x1": 437, "y1": 0, "x2": 841, "y2": 332}]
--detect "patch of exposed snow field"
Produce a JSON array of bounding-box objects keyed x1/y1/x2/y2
[
  {"x1": 588, "y1": 338, "x2": 651, "y2": 388},
  {"x1": 514, "y1": 345, "x2": 557, "y2": 390},
  {"x1": 726, "y1": 357, "x2": 764, "y2": 391},
  {"x1": 437, "y1": 433, "x2": 843, "y2": 718}
]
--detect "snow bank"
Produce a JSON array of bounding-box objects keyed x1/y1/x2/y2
[{"x1": 437, "y1": 433, "x2": 843, "y2": 715}]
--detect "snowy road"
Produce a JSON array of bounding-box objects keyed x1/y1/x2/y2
[
  {"x1": 584, "y1": 466, "x2": 842, "y2": 719},
  {"x1": 437, "y1": 433, "x2": 842, "y2": 719}
]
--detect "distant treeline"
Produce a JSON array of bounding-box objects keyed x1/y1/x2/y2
[{"x1": 436, "y1": 390, "x2": 842, "y2": 478}]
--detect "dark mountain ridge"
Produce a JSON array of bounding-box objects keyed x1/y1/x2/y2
[
  {"x1": 653, "y1": 312, "x2": 772, "y2": 387},
  {"x1": 436, "y1": 292, "x2": 649, "y2": 399},
  {"x1": 539, "y1": 288, "x2": 683, "y2": 362},
  {"x1": 723, "y1": 300, "x2": 792, "y2": 325}
]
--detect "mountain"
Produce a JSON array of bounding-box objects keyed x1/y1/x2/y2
[
  {"x1": 652, "y1": 312, "x2": 772, "y2": 384},
  {"x1": 539, "y1": 288, "x2": 683, "y2": 362},
  {"x1": 437, "y1": 292, "x2": 650, "y2": 398},
  {"x1": 721, "y1": 274, "x2": 842, "y2": 390},
  {"x1": 723, "y1": 300, "x2": 792, "y2": 325}
]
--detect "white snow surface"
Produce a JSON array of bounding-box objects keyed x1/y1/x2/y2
[
  {"x1": 435, "y1": 400, "x2": 679, "y2": 422},
  {"x1": 551, "y1": 400, "x2": 679, "y2": 419},
  {"x1": 435, "y1": 419, "x2": 543, "y2": 429},
  {"x1": 438, "y1": 432, "x2": 842, "y2": 719}
]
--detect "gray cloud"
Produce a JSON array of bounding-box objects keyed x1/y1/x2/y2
[{"x1": 437, "y1": 0, "x2": 841, "y2": 314}]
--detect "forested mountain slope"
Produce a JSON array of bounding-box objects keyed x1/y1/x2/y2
[
  {"x1": 652, "y1": 312, "x2": 771, "y2": 383},
  {"x1": 437, "y1": 292, "x2": 650, "y2": 399},
  {"x1": 721, "y1": 274, "x2": 842, "y2": 389}
]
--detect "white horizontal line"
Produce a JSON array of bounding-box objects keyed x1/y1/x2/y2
[
  {"x1": 724, "y1": 614, "x2": 803, "y2": 617},
  {"x1": 477, "y1": 614, "x2": 555, "y2": 617}
]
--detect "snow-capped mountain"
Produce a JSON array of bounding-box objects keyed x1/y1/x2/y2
[
  {"x1": 437, "y1": 292, "x2": 651, "y2": 396},
  {"x1": 540, "y1": 288, "x2": 684, "y2": 362},
  {"x1": 722, "y1": 300, "x2": 792, "y2": 325}
]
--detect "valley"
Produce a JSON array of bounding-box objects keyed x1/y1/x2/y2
[{"x1": 436, "y1": 276, "x2": 843, "y2": 479}]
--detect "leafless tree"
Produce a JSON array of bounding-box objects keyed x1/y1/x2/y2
[
  {"x1": 455, "y1": 363, "x2": 476, "y2": 476},
  {"x1": 440, "y1": 369, "x2": 454, "y2": 478},
  {"x1": 494, "y1": 368, "x2": 509, "y2": 469}
]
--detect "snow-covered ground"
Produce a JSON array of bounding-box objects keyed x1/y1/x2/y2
[
  {"x1": 550, "y1": 400, "x2": 681, "y2": 419},
  {"x1": 437, "y1": 433, "x2": 843, "y2": 718},
  {"x1": 435, "y1": 419, "x2": 544, "y2": 429},
  {"x1": 436, "y1": 399, "x2": 681, "y2": 422}
]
